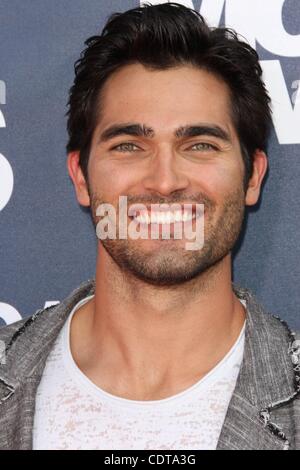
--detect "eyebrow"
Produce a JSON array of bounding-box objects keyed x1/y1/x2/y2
[{"x1": 98, "y1": 122, "x2": 232, "y2": 145}]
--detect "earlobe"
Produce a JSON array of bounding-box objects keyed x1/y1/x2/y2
[
  {"x1": 67, "y1": 152, "x2": 91, "y2": 207},
  {"x1": 245, "y1": 150, "x2": 268, "y2": 206}
]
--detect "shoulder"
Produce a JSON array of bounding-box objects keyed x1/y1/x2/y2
[
  {"x1": 0, "y1": 278, "x2": 96, "y2": 348},
  {"x1": 0, "y1": 314, "x2": 36, "y2": 344},
  {"x1": 233, "y1": 282, "x2": 298, "y2": 337},
  {"x1": 0, "y1": 279, "x2": 96, "y2": 366},
  {"x1": 0, "y1": 307, "x2": 51, "y2": 362}
]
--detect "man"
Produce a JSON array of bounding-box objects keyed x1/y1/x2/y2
[{"x1": 0, "y1": 2, "x2": 299, "y2": 450}]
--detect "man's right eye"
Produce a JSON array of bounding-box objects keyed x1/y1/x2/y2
[{"x1": 111, "y1": 143, "x2": 140, "y2": 152}]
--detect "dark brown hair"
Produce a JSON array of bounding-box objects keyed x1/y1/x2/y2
[{"x1": 66, "y1": 2, "x2": 273, "y2": 188}]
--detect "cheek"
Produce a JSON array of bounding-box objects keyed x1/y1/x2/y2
[
  {"x1": 88, "y1": 158, "x2": 137, "y2": 198},
  {"x1": 194, "y1": 163, "x2": 243, "y2": 198}
]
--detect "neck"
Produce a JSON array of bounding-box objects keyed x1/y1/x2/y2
[{"x1": 70, "y1": 246, "x2": 246, "y2": 400}]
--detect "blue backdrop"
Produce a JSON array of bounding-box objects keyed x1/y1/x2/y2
[{"x1": 0, "y1": 0, "x2": 300, "y2": 327}]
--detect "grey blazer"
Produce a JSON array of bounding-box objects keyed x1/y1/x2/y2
[{"x1": 0, "y1": 279, "x2": 299, "y2": 450}]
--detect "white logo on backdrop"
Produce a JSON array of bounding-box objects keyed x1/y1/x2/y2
[
  {"x1": 0, "y1": 153, "x2": 14, "y2": 212},
  {"x1": 0, "y1": 81, "x2": 15, "y2": 325},
  {"x1": 145, "y1": 0, "x2": 300, "y2": 144},
  {"x1": 0, "y1": 76, "x2": 59, "y2": 325},
  {"x1": 0, "y1": 301, "x2": 60, "y2": 326},
  {"x1": 0, "y1": 303, "x2": 22, "y2": 324},
  {"x1": 0, "y1": 80, "x2": 14, "y2": 211},
  {"x1": 292, "y1": 80, "x2": 300, "y2": 106},
  {"x1": 0, "y1": 79, "x2": 6, "y2": 127}
]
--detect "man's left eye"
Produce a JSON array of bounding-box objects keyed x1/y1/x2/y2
[{"x1": 189, "y1": 143, "x2": 218, "y2": 151}]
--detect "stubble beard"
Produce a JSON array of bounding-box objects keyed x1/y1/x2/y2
[{"x1": 89, "y1": 186, "x2": 245, "y2": 287}]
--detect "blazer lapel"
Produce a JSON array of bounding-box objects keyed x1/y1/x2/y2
[
  {"x1": 217, "y1": 283, "x2": 298, "y2": 450},
  {"x1": 217, "y1": 392, "x2": 288, "y2": 450}
]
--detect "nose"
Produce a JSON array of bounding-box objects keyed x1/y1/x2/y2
[{"x1": 141, "y1": 149, "x2": 190, "y2": 197}]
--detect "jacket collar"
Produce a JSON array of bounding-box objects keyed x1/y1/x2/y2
[
  {"x1": 218, "y1": 284, "x2": 299, "y2": 450},
  {"x1": 231, "y1": 283, "x2": 296, "y2": 408},
  {"x1": 0, "y1": 279, "x2": 298, "y2": 449},
  {"x1": 0, "y1": 278, "x2": 96, "y2": 395}
]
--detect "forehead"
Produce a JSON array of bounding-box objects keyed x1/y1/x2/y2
[{"x1": 97, "y1": 63, "x2": 236, "y2": 141}]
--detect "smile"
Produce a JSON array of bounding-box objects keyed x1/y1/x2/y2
[
  {"x1": 134, "y1": 211, "x2": 196, "y2": 224},
  {"x1": 129, "y1": 204, "x2": 202, "y2": 225}
]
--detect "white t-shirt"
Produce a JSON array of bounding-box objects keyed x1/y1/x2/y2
[{"x1": 32, "y1": 295, "x2": 246, "y2": 450}]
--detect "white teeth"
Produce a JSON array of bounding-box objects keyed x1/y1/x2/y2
[
  {"x1": 174, "y1": 211, "x2": 182, "y2": 222},
  {"x1": 165, "y1": 213, "x2": 172, "y2": 224},
  {"x1": 133, "y1": 211, "x2": 196, "y2": 224},
  {"x1": 182, "y1": 212, "x2": 191, "y2": 222}
]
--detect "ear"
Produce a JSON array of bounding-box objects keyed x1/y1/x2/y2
[
  {"x1": 245, "y1": 150, "x2": 268, "y2": 206},
  {"x1": 67, "y1": 151, "x2": 90, "y2": 207}
]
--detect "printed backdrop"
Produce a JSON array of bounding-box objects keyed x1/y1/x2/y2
[{"x1": 0, "y1": 0, "x2": 299, "y2": 327}]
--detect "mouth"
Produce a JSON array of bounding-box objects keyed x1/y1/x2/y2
[{"x1": 128, "y1": 204, "x2": 203, "y2": 226}]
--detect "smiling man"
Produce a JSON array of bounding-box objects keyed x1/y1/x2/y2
[{"x1": 0, "y1": 2, "x2": 300, "y2": 451}]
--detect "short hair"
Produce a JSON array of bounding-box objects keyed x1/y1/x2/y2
[{"x1": 66, "y1": 1, "x2": 273, "y2": 188}]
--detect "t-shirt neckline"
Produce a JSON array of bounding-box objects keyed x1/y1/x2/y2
[{"x1": 62, "y1": 294, "x2": 246, "y2": 409}]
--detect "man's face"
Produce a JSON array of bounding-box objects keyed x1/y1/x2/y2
[{"x1": 85, "y1": 63, "x2": 248, "y2": 286}]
